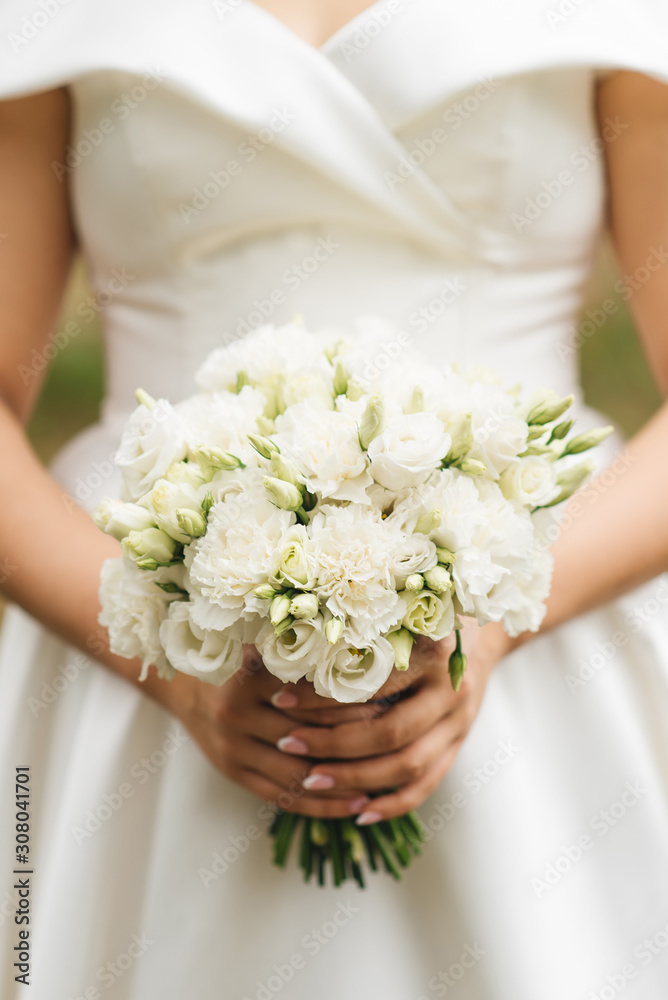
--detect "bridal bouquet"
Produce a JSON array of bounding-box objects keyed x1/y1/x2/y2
[{"x1": 94, "y1": 319, "x2": 610, "y2": 887}]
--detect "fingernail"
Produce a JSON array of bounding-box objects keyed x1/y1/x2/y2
[
  {"x1": 302, "y1": 774, "x2": 335, "y2": 790},
  {"x1": 348, "y1": 796, "x2": 371, "y2": 814},
  {"x1": 271, "y1": 690, "x2": 298, "y2": 708},
  {"x1": 277, "y1": 736, "x2": 308, "y2": 755},
  {"x1": 355, "y1": 810, "x2": 383, "y2": 826}
]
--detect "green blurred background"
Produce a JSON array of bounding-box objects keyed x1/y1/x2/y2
[{"x1": 27, "y1": 242, "x2": 663, "y2": 462}]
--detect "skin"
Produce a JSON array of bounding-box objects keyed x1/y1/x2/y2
[{"x1": 1, "y1": 54, "x2": 667, "y2": 823}]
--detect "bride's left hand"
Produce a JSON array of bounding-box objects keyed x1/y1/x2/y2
[{"x1": 275, "y1": 620, "x2": 515, "y2": 822}]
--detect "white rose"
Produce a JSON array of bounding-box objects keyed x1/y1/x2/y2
[
  {"x1": 310, "y1": 636, "x2": 395, "y2": 703},
  {"x1": 499, "y1": 456, "x2": 558, "y2": 507},
  {"x1": 391, "y1": 534, "x2": 438, "y2": 589},
  {"x1": 93, "y1": 499, "x2": 155, "y2": 541},
  {"x1": 310, "y1": 505, "x2": 405, "y2": 644},
  {"x1": 142, "y1": 479, "x2": 205, "y2": 544},
  {"x1": 98, "y1": 559, "x2": 184, "y2": 680},
  {"x1": 468, "y1": 382, "x2": 528, "y2": 478},
  {"x1": 159, "y1": 601, "x2": 243, "y2": 684},
  {"x1": 274, "y1": 404, "x2": 372, "y2": 503},
  {"x1": 115, "y1": 399, "x2": 188, "y2": 501},
  {"x1": 268, "y1": 524, "x2": 316, "y2": 590},
  {"x1": 401, "y1": 589, "x2": 455, "y2": 640},
  {"x1": 256, "y1": 617, "x2": 330, "y2": 684},
  {"x1": 187, "y1": 485, "x2": 294, "y2": 631},
  {"x1": 368, "y1": 413, "x2": 451, "y2": 491}
]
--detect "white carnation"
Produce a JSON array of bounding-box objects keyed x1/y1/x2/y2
[
  {"x1": 468, "y1": 382, "x2": 528, "y2": 478},
  {"x1": 274, "y1": 404, "x2": 372, "y2": 503},
  {"x1": 98, "y1": 559, "x2": 184, "y2": 680},
  {"x1": 176, "y1": 386, "x2": 264, "y2": 465},
  {"x1": 310, "y1": 505, "x2": 405, "y2": 644}
]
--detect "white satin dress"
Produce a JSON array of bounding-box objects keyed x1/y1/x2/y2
[{"x1": 1, "y1": 2, "x2": 668, "y2": 998}]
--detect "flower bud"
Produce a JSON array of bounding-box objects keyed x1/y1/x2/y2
[
  {"x1": 263, "y1": 476, "x2": 303, "y2": 511},
  {"x1": 248, "y1": 433, "x2": 280, "y2": 460},
  {"x1": 93, "y1": 499, "x2": 155, "y2": 540},
  {"x1": 269, "y1": 453, "x2": 302, "y2": 487},
  {"x1": 290, "y1": 593, "x2": 319, "y2": 620},
  {"x1": 527, "y1": 424, "x2": 547, "y2": 442},
  {"x1": 435, "y1": 546, "x2": 455, "y2": 565},
  {"x1": 457, "y1": 458, "x2": 486, "y2": 475},
  {"x1": 548, "y1": 418, "x2": 573, "y2": 442},
  {"x1": 174, "y1": 508, "x2": 207, "y2": 537},
  {"x1": 415, "y1": 509, "x2": 441, "y2": 534},
  {"x1": 387, "y1": 627, "x2": 414, "y2": 671},
  {"x1": 256, "y1": 415, "x2": 276, "y2": 436},
  {"x1": 561, "y1": 425, "x2": 613, "y2": 456},
  {"x1": 407, "y1": 386, "x2": 425, "y2": 414},
  {"x1": 527, "y1": 392, "x2": 574, "y2": 425},
  {"x1": 122, "y1": 527, "x2": 177, "y2": 565},
  {"x1": 165, "y1": 460, "x2": 207, "y2": 488},
  {"x1": 541, "y1": 459, "x2": 595, "y2": 507},
  {"x1": 324, "y1": 617, "x2": 344, "y2": 645},
  {"x1": 254, "y1": 583, "x2": 278, "y2": 600},
  {"x1": 194, "y1": 446, "x2": 244, "y2": 477},
  {"x1": 270, "y1": 593, "x2": 292, "y2": 626},
  {"x1": 423, "y1": 565, "x2": 451, "y2": 594},
  {"x1": 346, "y1": 379, "x2": 365, "y2": 402},
  {"x1": 448, "y1": 646, "x2": 466, "y2": 692},
  {"x1": 333, "y1": 360, "x2": 349, "y2": 397},
  {"x1": 358, "y1": 395, "x2": 385, "y2": 449},
  {"x1": 404, "y1": 573, "x2": 424, "y2": 593},
  {"x1": 134, "y1": 388, "x2": 156, "y2": 410},
  {"x1": 444, "y1": 413, "x2": 473, "y2": 463},
  {"x1": 236, "y1": 370, "x2": 249, "y2": 392},
  {"x1": 273, "y1": 615, "x2": 295, "y2": 637}
]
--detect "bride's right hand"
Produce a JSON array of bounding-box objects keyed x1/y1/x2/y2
[{"x1": 156, "y1": 647, "x2": 376, "y2": 818}]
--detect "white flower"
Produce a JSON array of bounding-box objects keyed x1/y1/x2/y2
[
  {"x1": 187, "y1": 484, "x2": 294, "y2": 630},
  {"x1": 368, "y1": 413, "x2": 451, "y2": 491},
  {"x1": 310, "y1": 637, "x2": 395, "y2": 703},
  {"x1": 268, "y1": 524, "x2": 316, "y2": 589},
  {"x1": 115, "y1": 399, "x2": 188, "y2": 501},
  {"x1": 274, "y1": 404, "x2": 372, "y2": 503},
  {"x1": 142, "y1": 479, "x2": 206, "y2": 544},
  {"x1": 176, "y1": 386, "x2": 264, "y2": 466},
  {"x1": 93, "y1": 499, "x2": 155, "y2": 540},
  {"x1": 499, "y1": 456, "x2": 558, "y2": 507},
  {"x1": 310, "y1": 505, "x2": 405, "y2": 644},
  {"x1": 467, "y1": 383, "x2": 528, "y2": 478},
  {"x1": 256, "y1": 617, "x2": 331, "y2": 684},
  {"x1": 280, "y1": 368, "x2": 335, "y2": 411},
  {"x1": 98, "y1": 559, "x2": 184, "y2": 680},
  {"x1": 391, "y1": 534, "x2": 438, "y2": 589},
  {"x1": 496, "y1": 548, "x2": 553, "y2": 636},
  {"x1": 195, "y1": 323, "x2": 327, "y2": 395},
  {"x1": 402, "y1": 589, "x2": 455, "y2": 640},
  {"x1": 159, "y1": 601, "x2": 243, "y2": 684},
  {"x1": 392, "y1": 470, "x2": 481, "y2": 552}
]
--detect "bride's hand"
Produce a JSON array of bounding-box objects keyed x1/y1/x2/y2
[
  {"x1": 273, "y1": 621, "x2": 515, "y2": 822},
  {"x1": 162, "y1": 647, "x2": 380, "y2": 818}
]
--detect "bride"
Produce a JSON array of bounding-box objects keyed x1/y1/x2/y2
[{"x1": 1, "y1": 0, "x2": 668, "y2": 997}]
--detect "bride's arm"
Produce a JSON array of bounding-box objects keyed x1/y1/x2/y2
[{"x1": 0, "y1": 91, "x2": 372, "y2": 819}]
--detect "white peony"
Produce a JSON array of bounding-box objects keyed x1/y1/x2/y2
[
  {"x1": 115, "y1": 399, "x2": 188, "y2": 501},
  {"x1": 367, "y1": 412, "x2": 452, "y2": 491},
  {"x1": 98, "y1": 559, "x2": 184, "y2": 680},
  {"x1": 159, "y1": 601, "x2": 243, "y2": 684},
  {"x1": 256, "y1": 617, "x2": 331, "y2": 684},
  {"x1": 187, "y1": 484, "x2": 295, "y2": 631},
  {"x1": 274, "y1": 403, "x2": 372, "y2": 503},
  {"x1": 499, "y1": 456, "x2": 558, "y2": 507},
  {"x1": 310, "y1": 505, "x2": 405, "y2": 644},
  {"x1": 310, "y1": 636, "x2": 395, "y2": 703}
]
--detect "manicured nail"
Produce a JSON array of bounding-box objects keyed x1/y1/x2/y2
[
  {"x1": 348, "y1": 796, "x2": 371, "y2": 814},
  {"x1": 302, "y1": 774, "x2": 335, "y2": 790},
  {"x1": 271, "y1": 690, "x2": 298, "y2": 708},
  {"x1": 277, "y1": 736, "x2": 308, "y2": 755},
  {"x1": 355, "y1": 810, "x2": 383, "y2": 826}
]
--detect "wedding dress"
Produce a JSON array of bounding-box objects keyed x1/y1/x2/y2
[{"x1": 1, "y1": 1, "x2": 668, "y2": 997}]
